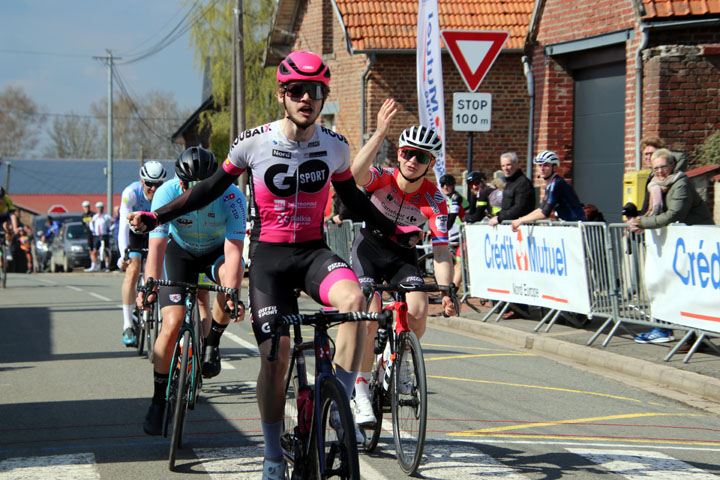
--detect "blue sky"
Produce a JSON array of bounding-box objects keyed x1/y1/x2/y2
[{"x1": 0, "y1": 1, "x2": 204, "y2": 146}]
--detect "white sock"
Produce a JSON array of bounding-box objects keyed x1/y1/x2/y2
[
  {"x1": 355, "y1": 372, "x2": 371, "y2": 398},
  {"x1": 122, "y1": 305, "x2": 135, "y2": 330}
]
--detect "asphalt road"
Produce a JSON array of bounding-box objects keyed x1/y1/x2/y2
[{"x1": 1, "y1": 271, "x2": 719, "y2": 479}]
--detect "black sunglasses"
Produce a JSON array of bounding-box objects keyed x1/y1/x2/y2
[
  {"x1": 399, "y1": 147, "x2": 433, "y2": 165},
  {"x1": 285, "y1": 82, "x2": 326, "y2": 100},
  {"x1": 145, "y1": 181, "x2": 163, "y2": 188}
]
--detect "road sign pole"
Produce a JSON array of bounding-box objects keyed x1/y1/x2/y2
[{"x1": 467, "y1": 132, "x2": 473, "y2": 173}]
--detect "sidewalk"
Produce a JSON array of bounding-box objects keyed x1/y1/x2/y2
[{"x1": 426, "y1": 298, "x2": 720, "y2": 407}]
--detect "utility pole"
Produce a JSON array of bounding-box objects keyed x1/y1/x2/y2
[
  {"x1": 231, "y1": 0, "x2": 247, "y2": 191},
  {"x1": 4, "y1": 161, "x2": 10, "y2": 191},
  {"x1": 93, "y1": 50, "x2": 120, "y2": 212}
]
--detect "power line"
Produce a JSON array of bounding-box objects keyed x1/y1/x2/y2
[
  {"x1": 0, "y1": 108, "x2": 185, "y2": 122},
  {"x1": 0, "y1": 48, "x2": 90, "y2": 58},
  {"x1": 112, "y1": 68, "x2": 174, "y2": 142}
]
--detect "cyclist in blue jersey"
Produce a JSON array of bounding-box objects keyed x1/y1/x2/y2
[
  {"x1": 137, "y1": 146, "x2": 247, "y2": 436},
  {"x1": 118, "y1": 161, "x2": 167, "y2": 347},
  {"x1": 511, "y1": 150, "x2": 586, "y2": 231}
]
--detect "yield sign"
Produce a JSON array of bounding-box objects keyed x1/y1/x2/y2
[{"x1": 441, "y1": 30, "x2": 510, "y2": 92}]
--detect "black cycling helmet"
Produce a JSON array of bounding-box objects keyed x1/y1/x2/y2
[
  {"x1": 466, "y1": 171, "x2": 485, "y2": 185},
  {"x1": 439, "y1": 174, "x2": 456, "y2": 186},
  {"x1": 175, "y1": 146, "x2": 218, "y2": 183}
]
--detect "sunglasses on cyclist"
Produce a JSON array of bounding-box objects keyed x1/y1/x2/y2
[
  {"x1": 399, "y1": 147, "x2": 433, "y2": 165},
  {"x1": 145, "y1": 181, "x2": 163, "y2": 188},
  {"x1": 284, "y1": 82, "x2": 326, "y2": 100}
]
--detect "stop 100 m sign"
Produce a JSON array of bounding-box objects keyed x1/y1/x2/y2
[{"x1": 452, "y1": 92, "x2": 492, "y2": 132}]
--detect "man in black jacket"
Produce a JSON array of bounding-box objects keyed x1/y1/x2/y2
[{"x1": 488, "y1": 152, "x2": 535, "y2": 226}]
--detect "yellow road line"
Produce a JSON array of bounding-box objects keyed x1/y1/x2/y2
[
  {"x1": 423, "y1": 343, "x2": 516, "y2": 351},
  {"x1": 427, "y1": 353, "x2": 534, "y2": 361},
  {"x1": 450, "y1": 412, "x2": 703, "y2": 435},
  {"x1": 452, "y1": 433, "x2": 719, "y2": 447},
  {"x1": 429, "y1": 375, "x2": 645, "y2": 403}
]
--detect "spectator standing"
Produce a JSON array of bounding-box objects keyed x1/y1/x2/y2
[
  {"x1": 629, "y1": 148, "x2": 713, "y2": 345},
  {"x1": 511, "y1": 150, "x2": 586, "y2": 231},
  {"x1": 488, "y1": 152, "x2": 536, "y2": 227},
  {"x1": 464, "y1": 171, "x2": 495, "y2": 223},
  {"x1": 81, "y1": 200, "x2": 95, "y2": 264},
  {"x1": 86, "y1": 202, "x2": 114, "y2": 272},
  {"x1": 17, "y1": 226, "x2": 32, "y2": 273},
  {"x1": 38, "y1": 216, "x2": 60, "y2": 272}
]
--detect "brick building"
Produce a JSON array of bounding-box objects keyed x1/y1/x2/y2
[
  {"x1": 264, "y1": 0, "x2": 534, "y2": 181},
  {"x1": 526, "y1": 0, "x2": 720, "y2": 222}
]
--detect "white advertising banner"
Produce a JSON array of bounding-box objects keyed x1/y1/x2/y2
[
  {"x1": 465, "y1": 224, "x2": 591, "y2": 314},
  {"x1": 416, "y1": 0, "x2": 446, "y2": 181},
  {"x1": 644, "y1": 225, "x2": 720, "y2": 333}
]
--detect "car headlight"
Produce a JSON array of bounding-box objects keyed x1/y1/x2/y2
[{"x1": 70, "y1": 245, "x2": 85, "y2": 252}]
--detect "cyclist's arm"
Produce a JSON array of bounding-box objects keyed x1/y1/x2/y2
[
  {"x1": 117, "y1": 189, "x2": 133, "y2": 259},
  {"x1": 144, "y1": 236, "x2": 167, "y2": 284},
  {"x1": 154, "y1": 167, "x2": 238, "y2": 225},
  {"x1": 222, "y1": 238, "x2": 245, "y2": 321},
  {"x1": 350, "y1": 98, "x2": 397, "y2": 186},
  {"x1": 432, "y1": 245, "x2": 456, "y2": 315},
  {"x1": 332, "y1": 177, "x2": 395, "y2": 236}
]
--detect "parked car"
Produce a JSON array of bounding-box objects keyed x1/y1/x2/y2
[
  {"x1": 32, "y1": 213, "x2": 84, "y2": 272},
  {"x1": 47, "y1": 221, "x2": 120, "y2": 272}
]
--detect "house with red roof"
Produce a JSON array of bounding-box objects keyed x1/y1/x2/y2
[
  {"x1": 525, "y1": 0, "x2": 720, "y2": 221},
  {"x1": 264, "y1": 0, "x2": 535, "y2": 181}
]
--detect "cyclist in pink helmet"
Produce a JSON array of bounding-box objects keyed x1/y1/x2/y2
[{"x1": 129, "y1": 50, "x2": 405, "y2": 479}]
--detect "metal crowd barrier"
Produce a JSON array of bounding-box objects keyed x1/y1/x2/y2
[{"x1": 324, "y1": 220, "x2": 357, "y2": 263}]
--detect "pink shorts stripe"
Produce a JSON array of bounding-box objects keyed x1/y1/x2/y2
[{"x1": 319, "y1": 267, "x2": 359, "y2": 306}]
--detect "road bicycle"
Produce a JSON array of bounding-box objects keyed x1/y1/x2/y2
[
  {"x1": 142, "y1": 277, "x2": 240, "y2": 471},
  {"x1": 361, "y1": 282, "x2": 459, "y2": 475},
  {"x1": 268, "y1": 308, "x2": 393, "y2": 479},
  {"x1": 123, "y1": 247, "x2": 159, "y2": 360}
]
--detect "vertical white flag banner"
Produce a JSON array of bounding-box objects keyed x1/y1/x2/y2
[{"x1": 417, "y1": 0, "x2": 446, "y2": 181}]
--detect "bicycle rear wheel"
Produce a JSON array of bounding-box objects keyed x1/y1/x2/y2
[
  {"x1": 391, "y1": 331, "x2": 427, "y2": 475},
  {"x1": 169, "y1": 330, "x2": 191, "y2": 471},
  {"x1": 312, "y1": 376, "x2": 360, "y2": 479}
]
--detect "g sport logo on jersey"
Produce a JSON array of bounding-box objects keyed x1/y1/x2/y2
[{"x1": 265, "y1": 160, "x2": 330, "y2": 197}]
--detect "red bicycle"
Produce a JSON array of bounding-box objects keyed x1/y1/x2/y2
[{"x1": 361, "y1": 282, "x2": 458, "y2": 475}]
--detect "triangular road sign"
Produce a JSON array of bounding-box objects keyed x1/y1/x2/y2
[{"x1": 441, "y1": 30, "x2": 510, "y2": 92}]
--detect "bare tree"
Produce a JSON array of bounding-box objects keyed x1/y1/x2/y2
[
  {"x1": 0, "y1": 85, "x2": 45, "y2": 157},
  {"x1": 43, "y1": 113, "x2": 103, "y2": 158}
]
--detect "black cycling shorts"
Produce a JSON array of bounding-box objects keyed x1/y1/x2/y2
[
  {"x1": 351, "y1": 229, "x2": 424, "y2": 288},
  {"x1": 248, "y1": 240, "x2": 358, "y2": 345},
  {"x1": 92, "y1": 235, "x2": 110, "y2": 251},
  {"x1": 157, "y1": 239, "x2": 225, "y2": 309}
]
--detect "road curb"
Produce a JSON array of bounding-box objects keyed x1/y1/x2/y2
[{"x1": 428, "y1": 314, "x2": 720, "y2": 404}]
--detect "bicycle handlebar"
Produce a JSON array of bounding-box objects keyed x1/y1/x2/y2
[
  {"x1": 363, "y1": 282, "x2": 460, "y2": 318},
  {"x1": 266, "y1": 309, "x2": 393, "y2": 362},
  {"x1": 141, "y1": 277, "x2": 242, "y2": 319}
]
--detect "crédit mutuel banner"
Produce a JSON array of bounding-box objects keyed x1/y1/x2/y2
[
  {"x1": 465, "y1": 224, "x2": 591, "y2": 314},
  {"x1": 416, "y1": 0, "x2": 446, "y2": 181},
  {"x1": 644, "y1": 225, "x2": 720, "y2": 333}
]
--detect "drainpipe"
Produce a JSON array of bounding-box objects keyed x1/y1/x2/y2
[
  {"x1": 522, "y1": 55, "x2": 535, "y2": 178},
  {"x1": 360, "y1": 53, "x2": 376, "y2": 146},
  {"x1": 634, "y1": 23, "x2": 648, "y2": 170}
]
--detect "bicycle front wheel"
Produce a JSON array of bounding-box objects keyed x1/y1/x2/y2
[
  {"x1": 312, "y1": 376, "x2": 360, "y2": 479},
  {"x1": 135, "y1": 310, "x2": 146, "y2": 356},
  {"x1": 146, "y1": 306, "x2": 157, "y2": 363},
  {"x1": 391, "y1": 331, "x2": 427, "y2": 475},
  {"x1": 169, "y1": 330, "x2": 191, "y2": 471}
]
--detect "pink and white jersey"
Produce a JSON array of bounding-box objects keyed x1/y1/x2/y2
[
  {"x1": 224, "y1": 120, "x2": 352, "y2": 243},
  {"x1": 362, "y1": 167, "x2": 449, "y2": 246}
]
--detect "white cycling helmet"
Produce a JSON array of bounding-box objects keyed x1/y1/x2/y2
[
  {"x1": 139, "y1": 161, "x2": 167, "y2": 183},
  {"x1": 96, "y1": 201, "x2": 104, "y2": 209},
  {"x1": 398, "y1": 126, "x2": 442, "y2": 158},
  {"x1": 82, "y1": 200, "x2": 90, "y2": 207},
  {"x1": 533, "y1": 150, "x2": 560, "y2": 165}
]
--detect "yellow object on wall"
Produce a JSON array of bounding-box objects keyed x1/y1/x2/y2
[{"x1": 623, "y1": 169, "x2": 651, "y2": 208}]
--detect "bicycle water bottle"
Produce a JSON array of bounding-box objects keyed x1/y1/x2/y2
[{"x1": 297, "y1": 385, "x2": 313, "y2": 436}]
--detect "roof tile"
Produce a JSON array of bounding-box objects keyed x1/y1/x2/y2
[
  {"x1": 642, "y1": 0, "x2": 720, "y2": 18},
  {"x1": 334, "y1": 0, "x2": 534, "y2": 51}
]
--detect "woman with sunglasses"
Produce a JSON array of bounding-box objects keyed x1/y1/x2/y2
[{"x1": 349, "y1": 98, "x2": 456, "y2": 427}]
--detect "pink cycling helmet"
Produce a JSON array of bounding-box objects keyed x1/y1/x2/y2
[{"x1": 277, "y1": 51, "x2": 331, "y2": 86}]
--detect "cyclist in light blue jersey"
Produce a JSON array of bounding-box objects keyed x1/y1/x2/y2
[{"x1": 138, "y1": 146, "x2": 247, "y2": 436}]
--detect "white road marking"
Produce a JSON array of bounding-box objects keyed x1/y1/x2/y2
[
  {"x1": 223, "y1": 331, "x2": 258, "y2": 353},
  {"x1": 88, "y1": 292, "x2": 111, "y2": 301},
  {"x1": 195, "y1": 446, "x2": 387, "y2": 479},
  {"x1": 66, "y1": 285, "x2": 82, "y2": 292},
  {"x1": 0, "y1": 453, "x2": 99, "y2": 479},
  {"x1": 567, "y1": 448, "x2": 718, "y2": 479}
]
